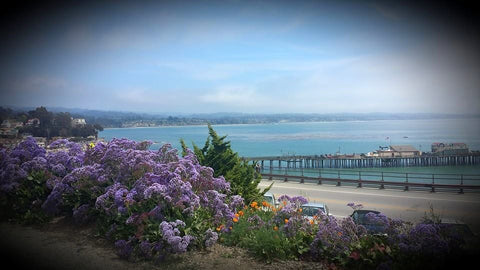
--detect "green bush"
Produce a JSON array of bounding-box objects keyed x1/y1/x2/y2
[
  {"x1": 222, "y1": 197, "x2": 315, "y2": 262},
  {"x1": 6, "y1": 170, "x2": 51, "y2": 224},
  {"x1": 181, "y1": 124, "x2": 270, "y2": 203}
]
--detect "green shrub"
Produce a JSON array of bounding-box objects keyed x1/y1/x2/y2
[
  {"x1": 9, "y1": 170, "x2": 51, "y2": 224},
  {"x1": 222, "y1": 197, "x2": 315, "y2": 262},
  {"x1": 181, "y1": 124, "x2": 270, "y2": 203}
]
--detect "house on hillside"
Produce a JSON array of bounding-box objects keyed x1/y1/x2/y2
[
  {"x1": 71, "y1": 118, "x2": 86, "y2": 127},
  {"x1": 26, "y1": 118, "x2": 40, "y2": 127},
  {"x1": 1, "y1": 119, "x2": 23, "y2": 138},
  {"x1": 0, "y1": 128, "x2": 19, "y2": 138},
  {"x1": 1, "y1": 119, "x2": 24, "y2": 129}
]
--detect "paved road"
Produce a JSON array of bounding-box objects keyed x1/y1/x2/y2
[{"x1": 259, "y1": 179, "x2": 480, "y2": 233}]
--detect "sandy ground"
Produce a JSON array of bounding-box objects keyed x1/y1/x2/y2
[{"x1": 0, "y1": 217, "x2": 326, "y2": 270}]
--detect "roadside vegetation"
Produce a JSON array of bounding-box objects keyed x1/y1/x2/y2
[
  {"x1": 1, "y1": 128, "x2": 478, "y2": 269},
  {"x1": 180, "y1": 123, "x2": 271, "y2": 203}
]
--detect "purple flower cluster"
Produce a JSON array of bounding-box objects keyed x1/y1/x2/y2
[
  {"x1": 247, "y1": 214, "x2": 266, "y2": 230},
  {"x1": 397, "y1": 223, "x2": 449, "y2": 256},
  {"x1": 310, "y1": 213, "x2": 365, "y2": 259},
  {"x1": 1, "y1": 137, "x2": 47, "y2": 194},
  {"x1": 160, "y1": 220, "x2": 194, "y2": 253},
  {"x1": 204, "y1": 228, "x2": 219, "y2": 247},
  {"x1": 228, "y1": 195, "x2": 244, "y2": 212},
  {"x1": 278, "y1": 195, "x2": 308, "y2": 207},
  {"x1": 347, "y1": 202, "x2": 364, "y2": 211},
  {"x1": 274, "y1": 195, "x2": 308, "y2": 224}
]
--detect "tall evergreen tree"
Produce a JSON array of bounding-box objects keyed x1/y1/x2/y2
[{"x1": 181, "y1": 124, "x2": 270, "y2": 202}]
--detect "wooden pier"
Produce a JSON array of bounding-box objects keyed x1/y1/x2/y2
[{"x1": 244, "y1": 153, "x2": 480, "y2": 169}]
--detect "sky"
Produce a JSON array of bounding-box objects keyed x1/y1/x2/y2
[{"x1": 1, "y1": 0, "x2": 479, "y2": 114}]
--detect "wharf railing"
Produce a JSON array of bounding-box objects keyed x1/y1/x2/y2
[
  {"x1": 260, "y1": 167, "x2": 480, "y2": 194},
  {"x1": 246, "y1": 153, "x2": 480, "y2": 169}
]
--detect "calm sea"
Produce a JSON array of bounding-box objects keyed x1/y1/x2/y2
[
  {"x1": 99, "y1": 117, "x2": 480, "y2": 183},
  {"x1": 100, "y1": 118, "x2": 480, "y2": 157}
]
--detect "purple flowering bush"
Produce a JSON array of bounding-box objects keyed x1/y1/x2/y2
[
  {"x1": 1, "y1": 137, "x2": 241, "y2": 261},
  {"x1": 310, "y1": 212, "x2": 367, "y2": 263},
  {"x1": 0, "y1": 137, "x2": 51, "y2": 222},
  {"x1": 87, "y1": 140, "x2": 239, "y2": 259}
]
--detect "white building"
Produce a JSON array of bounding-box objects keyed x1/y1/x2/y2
[
  {"x1": 377, "y1": 145, "x2": 420, "y2": 158},
  {"x1": 71, "y1": 118, "x2": 87, "y2": 126},
  {"x1": 1, "y1": 119, "x2": 24, "y2": 128}
]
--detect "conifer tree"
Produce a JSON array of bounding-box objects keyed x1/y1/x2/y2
[{"x1": 180, "y1": 124, "x2": 270, "y2": 202}]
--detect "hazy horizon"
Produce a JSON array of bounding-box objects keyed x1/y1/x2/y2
[
  {"x1": 3, "y1": 104, "x2": 480, "y2": 118},
  {"x1": 1, "y1": 0, "x2": 479, "y2": 115}
]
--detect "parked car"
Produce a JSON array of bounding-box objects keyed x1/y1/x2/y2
[
  {"x1": 440, "y1": 221, "x2": 474, "y2": 238},
  {"x1": 301, "y1": 203, "x2": 329, "y2": 220},
  {"x1": 350, "y1": 209, "x2": 387, "y2": 234},
  {"x1": 435, "y1": 219, "x2": 477, "y2": 243},
  {"x1": 262, "y1": 192, "x2": 278, "y2": 209}
]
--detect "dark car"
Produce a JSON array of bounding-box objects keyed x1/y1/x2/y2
[
  {"x1": 351, "y1": 209, "x2": 387, "y2": 234},
  {"x1": 437, "y1": 220, "x2": 478, "y2": 245}
]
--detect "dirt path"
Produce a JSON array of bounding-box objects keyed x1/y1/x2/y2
[{"x1": 0, "y1": 218, "x2": 326, "y2": 270}]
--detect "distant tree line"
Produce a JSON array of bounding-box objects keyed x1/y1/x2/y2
[
  {"x1": 1, "y1": 106, "x2": 103, "y2": 139},
  {"x1": 3, "y1": 106, "x2": 478, "y2": 129}
]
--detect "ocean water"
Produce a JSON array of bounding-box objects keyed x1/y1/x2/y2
[{"x1": 99, "y1": 118, "x2": 480, "y2": 157}]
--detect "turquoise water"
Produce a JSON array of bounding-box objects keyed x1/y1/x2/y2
[
  {"x1": 99, "y1": 118, "x2": 480, "y2": 184},
  {"x1": 99, "y1": 118, "x2": 480, "y2": 175},
  {"x1": 100, "y1": 118, "x2": 480, "y2": 157}
]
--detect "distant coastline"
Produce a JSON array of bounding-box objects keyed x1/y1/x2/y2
[
  {"x1": 3, "y1": 105, "x2": 480, "y2": 129},
  {"x1": 102, "y1": 116, "x2": 480, "y2": 129}
]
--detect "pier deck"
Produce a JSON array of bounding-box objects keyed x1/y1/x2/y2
[{"x1": 244, "y1": 153, "x2": 480, "y2": 169}]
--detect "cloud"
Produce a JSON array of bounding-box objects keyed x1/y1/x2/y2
[{"x1": 8, "y1": 75, "x2": 68, "y2": 91}]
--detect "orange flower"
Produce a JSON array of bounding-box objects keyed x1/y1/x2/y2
[
  {"x1": 229, "y1": 226, "x2": 233, "y2": 230},
  {"x1": 262, "y1": 201, "x2": 269, "y2": 207},
  {"x1": 284, "y1": 219, "x2": 289, "y2": 224},
  {"x1": 216, "y1": 224, "x2": 224, "y2": 231},
  {"x1": 298, "y1": 208, "x2": 303, "y2": 212},
  {"x1": 234, "y1": 213, "x2": 240, "y2": 218},
  {"x1": 309, "y1": 219, "x2": 314, "y2": 225},
  {"x1": 250, "y1": 201, "x2": 258, "y2": 208},
  {"x1": 238, "y1": 210, "x2": 244, "y2": 216},
  {"x1": 233, "y1": 217, "x2": 239, "y2": 223},
  {"x1": 282, "y1": 201, "x2": 287, "y2": 206},
  {"x1": 273, "y1": 226, "x2": 278, "y2": 231},
  {"x1": 337, "y1": 231, "x2": 343, "y2": 237}
]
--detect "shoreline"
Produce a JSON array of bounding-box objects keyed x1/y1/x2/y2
[{"x1": 101, "y1": 117, "x2": 478, "y2": 130}]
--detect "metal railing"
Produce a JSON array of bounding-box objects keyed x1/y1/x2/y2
[{"x1": 260, "y1": 167, "x2": 480, "y2": 193}]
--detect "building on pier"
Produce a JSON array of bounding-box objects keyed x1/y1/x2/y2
[
  {"x1": 376, "y1": 145, "x2": 420, "y2": 158},
  {"x1": 432, "y1": 143, "x2": 469, "y2": 155}
]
